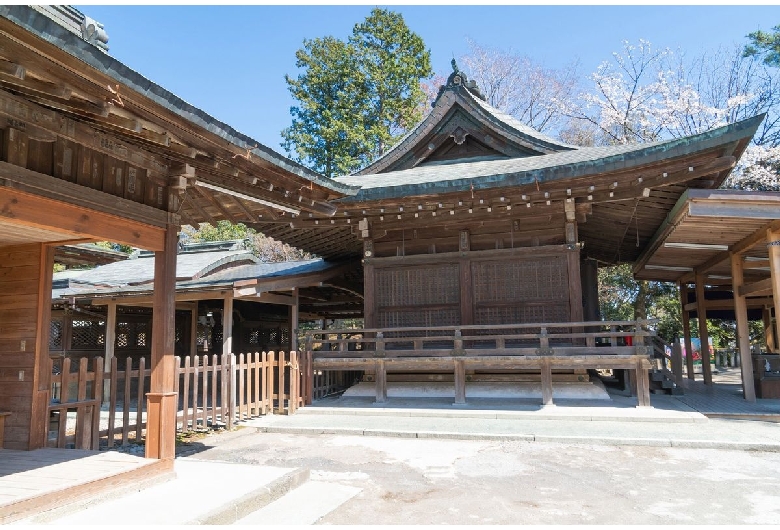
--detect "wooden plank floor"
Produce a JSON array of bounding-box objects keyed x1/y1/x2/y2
[{"x1": 0, "y1": 448, "x2": 171, "y2": 524}]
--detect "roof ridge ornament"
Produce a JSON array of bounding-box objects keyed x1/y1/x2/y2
[{"x1": 433, "y1": 59, "x2": 485, "y2": 107}]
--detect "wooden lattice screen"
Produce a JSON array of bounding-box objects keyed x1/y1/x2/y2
[
  {"x1": 472, "y1": 255, "x2": 570, "y2": 325},
  {"x1": 375, "y1": 263, "x2": 461, "y2": 329},
  {"x1": 370, "y1": 246, "x2": 577, "y2": 331}
]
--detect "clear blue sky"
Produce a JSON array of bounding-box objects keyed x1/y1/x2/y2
[{"x1": 77, "y1": 4, "x2": 779, "y2": 155}]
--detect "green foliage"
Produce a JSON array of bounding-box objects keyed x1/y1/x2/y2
[
  {"x1": 94, "y1": 241, "x2": 134, "y2": 254},
  {"x1": 598, "y1": 264, "x2": 681, "y2": 343},
  {"x1": 182, "y1": 221, "x2": 310, "y2": 263},
  {"x1": 744, "y1": 25, "x2": 780, "y2": 67},
  {"x1": 183, "y1": 220, "x2": 252, "y2": 242},
  {"x1": 281, "y1": 8, "x2": 431, "y2": 177}
]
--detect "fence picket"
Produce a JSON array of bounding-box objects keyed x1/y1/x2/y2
[
  {"x1": 277, "y1": 351, "x2": 285, "y2": 414},
  {"x1": 181, "y1": 356, "x2": 190, "y2": 431},
  {"x1": 91, "y1": 357, "x2": 103, "y2": 450},
  {"x1": 211, "y1": 354, "x2": 218, "y2": 426},
  {"x1": 122, "y1": 357, "x2": 131, "y2": 446},
  {"x1": 201, "y1": 354, "x2": 209, "y2": 428}
]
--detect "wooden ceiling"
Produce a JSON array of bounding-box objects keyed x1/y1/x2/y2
[{"x1": 634, "y1": 190, "x2": 780, "y2": 289}]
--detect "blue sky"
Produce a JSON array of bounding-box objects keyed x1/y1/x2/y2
[{"x1": 77, "y1": 5, "x2": 779, "y2": 155}]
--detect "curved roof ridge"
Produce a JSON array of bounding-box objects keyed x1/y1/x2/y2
[{"x1": 352, "y1": 71, "x2": 574, "y2": 176}]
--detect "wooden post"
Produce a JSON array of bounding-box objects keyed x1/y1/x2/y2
[
  {"x1": 731, "y1": 253, "x2": 756, "y2": 402},
  {"x1": 291, "y1": 287, "x2": 299, "y2": 352},
  {"x1": 671, "y1": 340, "x2": 684, "y2": 386},
  {"x1": 375, "y1": 360, "x2": 387, "y2": 404},
  {"x1": 459, "y1": 230, "x2": 473, "y2": 327},
  {"x1": 103, "y1": 300, "x2": 117, "y2": 403},
  {"x1": 222, "y1": 296, "x2": 235, "y2": 426},
  {"x1": 635, "y1": 359, "x2": 651, "y2": 407},
  {"x1": 454, "y1": 359, "x2": 466, "y2": 405},
  {"x1": 768, "y1": 228, "x2": 780, "y2": 360},
  {"x1": 190, "y1": 301, "x2": 199, "y2": 355},
  {"x1": 541, "y1": 358, "x2": 553, "y2": 406},
  {"x1": 695, "y1": 273, "x2": 713, "y2": 385},
  {"x1": 762, "y1": 308, "x2": 775, "y2": 353},
  {"x1": 146, "y1": 225, "x2": 178, "y2": 461},
  {"x1": 680, "y1": 283, "x2": 695, "y2": 380},
  {"x1": 222, "y1": 295, "x2": 233, "y2": 355}
]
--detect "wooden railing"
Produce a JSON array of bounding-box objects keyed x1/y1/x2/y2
[
  {"x1": 47, "y1": 350, "x2": 310, "y2": 450},
  {"x1": 306, "y1": 320, "x2": 655, "y2": 358},
  {"x1": 305, "y1": 320, "x2": 656, "y2": 406}
]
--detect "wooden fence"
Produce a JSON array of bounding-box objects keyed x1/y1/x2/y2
[{"x1": 47, "y1": 350, "x2": 312, "y2": 450}]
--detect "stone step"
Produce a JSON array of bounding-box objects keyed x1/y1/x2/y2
[
  {"x1": 33, "y1": 459, "x2": 309, "y2": 525},
  {"x1": 235, "y1": 480, "x2": 361, "y2": 525}
]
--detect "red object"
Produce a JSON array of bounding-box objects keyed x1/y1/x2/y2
[{"x1": 625, "y1": 336, "x2": 633, "y2": 346}]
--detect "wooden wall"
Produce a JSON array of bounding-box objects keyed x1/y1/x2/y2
[
  {"x1": 367, "y1": 245, "x2": 582, "y2": 329},
  {"x1": 0, "y1": 243, "x2": 53, "y2": 450}
]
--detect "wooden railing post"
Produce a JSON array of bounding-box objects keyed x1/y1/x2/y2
[
  {"x1": 672, "y1": 339, "x2": 684, "y2": 386},
  {"x1": 453, "y1": 329, "x2": 464, "y2": 356},
  {"x1": 375, "y1": 332, "x2": 385, "y2": 358}
]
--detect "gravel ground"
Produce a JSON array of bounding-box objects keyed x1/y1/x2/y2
[{"x1": 183, "y1": 428, "x2": 780, "y2": 525}]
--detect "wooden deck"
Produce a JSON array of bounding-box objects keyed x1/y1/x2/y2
[
  {"x1": 0, "y1": 448, "x2": 172, "y2": 524},
  {"x1": 673, "y1": 368, "x2": 780, "y2": 420}
]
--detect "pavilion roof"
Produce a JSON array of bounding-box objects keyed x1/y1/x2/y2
[{"x1": 336, "y1": 115, "x2": 763, "y2": 202}]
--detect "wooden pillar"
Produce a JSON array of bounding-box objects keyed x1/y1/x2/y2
[
  {"x1": 31, "y1": 244, "x2": 54, "y2": 450},
  {"x1": 290, "y1": 287, "x2": 299, "y2": 352},
  {"x1": 375, "y1": 360, "x2": 387, "y2": 404},
  {"x1": 363, "y1": 239, "x2": 376, "y2": 381},
  {"x1": 635, "y1": 359, "x2": 651, "y2": 406},
  {"x1": 769, "y1": 228, "x2": 780, "y2": 359},
  {"x1": 146, "y1": 225, "x2": 178, "y2": 461},
  {"x1": 671, "y1": 340, "x2": 684, "y2": 386},
  {"x1": 103, "y1": 300, "x2": 117, "y2": 403},
  {"x1": 454, "y1": 359, "x2": 466, "y2": 405},
  {"x1": 222, "y1": 295, "x2": 233, "y2": 355},
  {"x1": 762, "y1": 307, "x2": 775, "y2": 353},
  {"x1": 695, "y1": 273, "x2": 713, "y2": 385},
  {"x1": 459, "y1": 230, "x2": 473, "y2": 326},
  {"x1": 190, "y1": 301, "x2": 198, "y2": 355},
  {"x1": 581, "y1": 258, "x2": 600, "y2": 322},
  {"x1": 680, "y1": 283, "x2": 695, "y2": 380},
  {"x1": 731, "y1": 253, "x2": 756, "y2": 402},
  {"x1": 540, "y1": 358, "x2": 553, "y2": 406}
]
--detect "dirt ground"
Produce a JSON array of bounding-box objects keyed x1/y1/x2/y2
[{"x1": 188, "y1": 428, "x2": 780, "y2": 525}]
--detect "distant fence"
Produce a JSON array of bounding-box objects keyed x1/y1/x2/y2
[{"x1": 47, "y1": 351, "x2": 311, "y2": 450}]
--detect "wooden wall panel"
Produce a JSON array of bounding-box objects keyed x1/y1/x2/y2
[
  {"x1": 0, "y1": 243, "x2": 43, "y2": 450},
  {"x1": 368, "y1": 246, "x2": 582, "y2": 331}
]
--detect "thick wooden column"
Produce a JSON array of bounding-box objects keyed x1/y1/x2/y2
[
  {"x1": 763, "y1": 308, "x2": 775, "y2": 353},
  {"x1": 541, "y1": 358, "x2": 554, "y2": 406},
  {"x1": 375, "y1": 360, "x2": 387, "y2": 404},
  {"x1": 146, "y1": 225, "x2": 178, "y2": 461},
  {"x1": 679, "y1": 283, "x2": 695, "y2": 380},
  {"x1": 731, "y1": 253, "x2": 756, "y2": 401},
  {"x1": 103, "y1": 300, "x2": 117, "y2": 402},
  {"x1": 31, "y1": 244, "x2": 55, "y2": 450},
  {"x1": 694, "y1": 273, "x2": 713, "y2": 385}
]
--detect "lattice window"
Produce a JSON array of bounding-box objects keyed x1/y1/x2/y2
[
  {"x1": 269, "y1": 328, "x2": 279, "y2": 344},
  {"x1": 71, "y1": 319, "x2": 105, "y2": 349},
  {"x1": 378, "y1": 308, "x2": 460, "y2": 330},
  {"x1": 281, "y1": 327, "x2": 290, "y2": 346},
  {"x1": 248, "y1": 329, "x2": 260, "y2": 345},
  {"x1": 136, "y1": 322, "x2": 149, "y2": 347},
  {"x1": 116, "y1": 322, "x2": 130, "y2": 348},
  {"x1": 49, "y1": 319, "x2": 63, "y2": 351}
]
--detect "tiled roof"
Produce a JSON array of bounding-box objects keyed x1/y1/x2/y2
[{"x1": 335, "y1": 114, "x2": 764, "y2": 202}]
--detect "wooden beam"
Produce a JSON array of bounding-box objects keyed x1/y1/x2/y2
[
  {"x1": 731, "y1": 252, "x2": 756, "y2": 402},
  {"x1": 192, "y1": 185, "x2": 237, "y2": 224},
  {"x1": 0, "y1": 186, "x2": 165, "y2": 251},
  {"x1": 739, "y1": 278, "x2": 774, "y2": 297}
]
